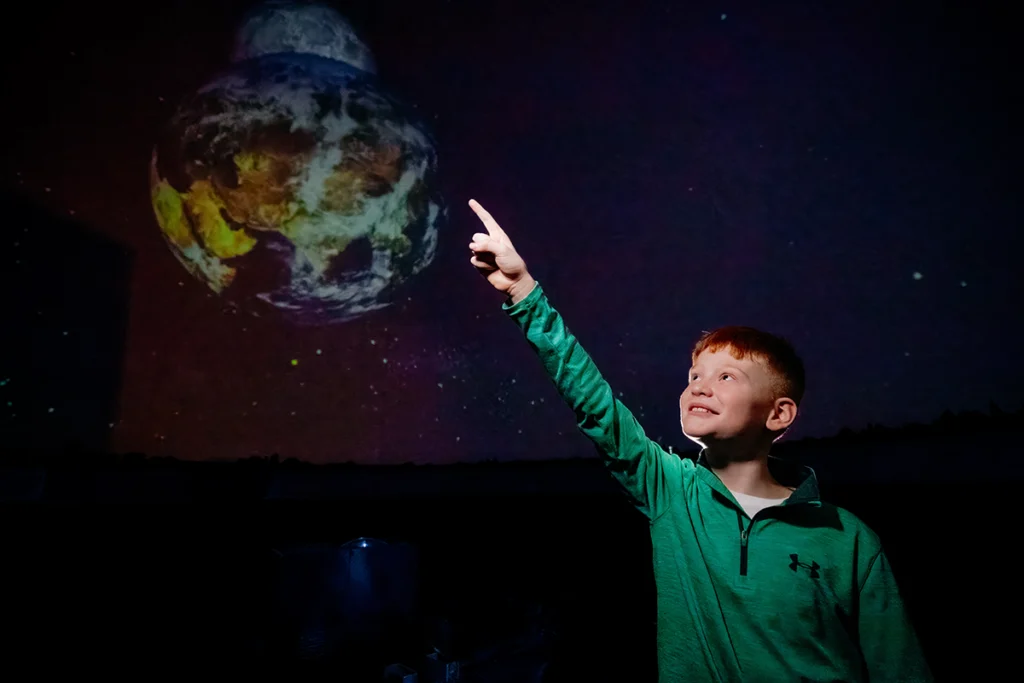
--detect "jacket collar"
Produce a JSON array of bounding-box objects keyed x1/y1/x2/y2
[{"x1": 695, "y1": 448, "x2": 821, "y2": 508}]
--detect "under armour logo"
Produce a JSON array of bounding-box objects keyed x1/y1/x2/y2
[{"x1": 789, "y1": 554, "x2": 820, "y2": 578}]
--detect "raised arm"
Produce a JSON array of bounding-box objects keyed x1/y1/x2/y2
[{"x1": 468, "y1": 199, "x2": 689, "y2": 518}]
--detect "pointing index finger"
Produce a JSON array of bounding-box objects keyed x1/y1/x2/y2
[{"x1": 468, "y1": 199, "x2": 507, "y2": 240}]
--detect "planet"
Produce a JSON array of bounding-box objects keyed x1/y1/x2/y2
[{"x1": 150, "y1": 1, "x2": 444, "y2": 325}]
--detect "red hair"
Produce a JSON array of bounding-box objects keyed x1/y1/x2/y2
[{"x1": 690, "y1": 326, "x2": 806, "y2": 408}]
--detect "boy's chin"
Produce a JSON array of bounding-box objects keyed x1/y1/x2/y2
[{"x1": 682, "y1": 431, "x2": 714, "y2": 446}]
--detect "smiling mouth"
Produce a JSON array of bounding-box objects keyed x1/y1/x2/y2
[{"x1": 689, "y1": 408, "x2": 716, "y2": 415}]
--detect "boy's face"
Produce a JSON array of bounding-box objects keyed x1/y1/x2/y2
[{"x1": 679, "y1": 347, "x2": 796, "y2": 449}]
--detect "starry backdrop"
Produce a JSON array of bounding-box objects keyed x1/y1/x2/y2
[{"x1": 0, "y1": 0, "x2": 1019, "y2": 464}]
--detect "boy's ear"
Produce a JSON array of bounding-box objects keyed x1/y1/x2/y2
[{"x1": 767, "y1": 398, "x2": 798, "y2": 431}]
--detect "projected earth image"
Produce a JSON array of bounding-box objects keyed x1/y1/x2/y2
[{"x1": 150, "y1": 2, "x2": 444, "y2": 325}]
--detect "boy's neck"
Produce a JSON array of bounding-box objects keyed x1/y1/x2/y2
[{"x1": 705, "y1": 448, "x2": 791, "y2": 498}]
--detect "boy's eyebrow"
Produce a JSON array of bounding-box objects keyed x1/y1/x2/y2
[{"x1": 688, "y1": 365, "x2": 749, "y2": 377}]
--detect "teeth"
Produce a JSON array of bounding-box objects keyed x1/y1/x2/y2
[{"x1": 692, "y1": 407, "x2": 710, "y2": 413}]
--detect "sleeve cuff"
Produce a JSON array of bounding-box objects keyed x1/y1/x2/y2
[{"x1": 501, "y1": 279, "x2": 543, "y2": 315}]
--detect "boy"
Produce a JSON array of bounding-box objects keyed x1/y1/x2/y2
[{"x1": 467, "y1": 199, "x2": 933, "y2": 682}]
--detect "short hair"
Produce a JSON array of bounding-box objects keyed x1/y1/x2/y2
[{"x1": 690, "y1": 326, "x2": 806, "y2": 408}]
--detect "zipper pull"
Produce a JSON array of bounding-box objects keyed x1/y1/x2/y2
[{"x1": 740, "y1": 529, "x2": 748, "y2": 546}]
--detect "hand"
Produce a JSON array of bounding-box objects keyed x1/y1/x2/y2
[{"x1": 468, "y1": 199, "x2": 534, "y2": 301}]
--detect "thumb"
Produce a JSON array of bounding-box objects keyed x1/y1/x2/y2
[{"x1": 470, "y1": 233, "x2": 499, "y2": 253}]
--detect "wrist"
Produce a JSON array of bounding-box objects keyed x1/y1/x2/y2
[{"x1": 508, "y1": 275, "x2": 536, "y2": 305}]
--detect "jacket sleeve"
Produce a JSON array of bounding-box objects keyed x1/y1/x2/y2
[
  {"x1": 857, "y1": 549, "x2": 934, "y2": 682},
  {"x1": 503, "y1": 280, "x2": 687, "y2": 519}
]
